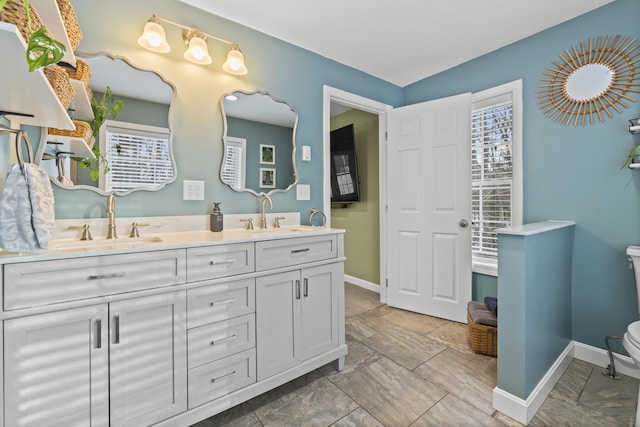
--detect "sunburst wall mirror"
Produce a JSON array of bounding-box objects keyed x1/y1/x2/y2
[{"x1": 538, "y1": 35, "x2": 640, "y2": 126}]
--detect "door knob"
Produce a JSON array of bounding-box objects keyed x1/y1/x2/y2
[{"x1": 459, "y1": 219, "x2": 469, "y2": 228}]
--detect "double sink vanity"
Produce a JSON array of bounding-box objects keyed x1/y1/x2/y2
[{"x1": 0, "y1": 217, "x2": 346, "y2": 426}]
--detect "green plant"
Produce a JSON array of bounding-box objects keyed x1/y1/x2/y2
[
  {"x1": 623, "y1": 144, "x2": 640, "y2": 169},
  {"x1": 0, "y1": 0, "x2": 66, "y2": 71},
  {"x1": 78, "y1": 87, "x2": 124, "y2": 181}
]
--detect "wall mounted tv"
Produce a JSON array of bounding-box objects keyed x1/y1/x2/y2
[{"x1": 330, "y1": 124, "x2": 360, "y2": 204}]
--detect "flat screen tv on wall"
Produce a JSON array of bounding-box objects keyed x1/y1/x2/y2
[{"x1": 330, "y1": 124, "x2": 360, "y2": 204}]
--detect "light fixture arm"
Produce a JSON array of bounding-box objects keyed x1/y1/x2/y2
[{"x1": 152, "y1": 14, "x2": 234, "y2": 47}]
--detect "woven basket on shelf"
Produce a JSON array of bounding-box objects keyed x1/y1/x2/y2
[
  {"x1": 43, "y1": 64, "x2": 75, "y2": 111},
  {"x1": 64, "y1": 59, "x2": 91, "y2": 94},
  {"x1": 48, "y1": 120, "x2": 93, "y2": 147},
  {"x1": 467, "y1": 308, "x2": 497, "y2": 357},
  {"x1": 0, "y1": 0, "x2": 43, "y2": 42},
  {"x1": 56, "y1": 0, "x2": 82, "y2": 50}
]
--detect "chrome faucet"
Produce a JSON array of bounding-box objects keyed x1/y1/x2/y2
[
  {"x1": 106, "y1": 194, "x2": 117, "y2": 239},
  {"x1": 259, "y1": 195, "x2": 273, "y2": 229}
]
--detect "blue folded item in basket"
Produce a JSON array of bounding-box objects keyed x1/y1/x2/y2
[{"x1": 484, "y1": 297, "x2": 498, "y2": 317}]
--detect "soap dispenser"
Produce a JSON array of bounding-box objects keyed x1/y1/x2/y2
[{"x1": 210, "y1": 202, "x2": 223, "y2": 232}]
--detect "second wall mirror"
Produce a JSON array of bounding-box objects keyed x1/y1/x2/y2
[{"x1": 220, "y1": 90, "x2": 299, "y2": 197}]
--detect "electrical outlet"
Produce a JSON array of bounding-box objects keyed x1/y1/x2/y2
[
  {"x1": 297, "y1": 184, "x2": 310, "y2": 200},
  {"x1": 183, "y1": 180, "x2": 205, "y2": 200}
]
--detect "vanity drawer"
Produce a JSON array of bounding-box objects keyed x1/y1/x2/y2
[
  {"x1": 255, "y1": 235, "x2": 337, "y2": 271},
  {"x1": 187, "y1": 278, "x2": 255, "y2": 329},
  {"x1": 186, "y1": 243, "x2": 254, "y2": 282},
  {"x1": 4, "y1": 249, "x2": 187, "y2": 310},
  {"x1": 188, "y1": 348, "x2": 256, "y2": 409},
  {"x1": 188, "y1": 313, "x2": 255, "y2": 368}
]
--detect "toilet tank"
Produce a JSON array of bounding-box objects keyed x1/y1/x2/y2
[{"x1": 627, "y1": 245, "x2": 640, "y2": 313}]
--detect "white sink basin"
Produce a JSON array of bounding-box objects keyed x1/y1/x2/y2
[{"x1": 49, "y1": 236, "x2": 163, "y2": 251}]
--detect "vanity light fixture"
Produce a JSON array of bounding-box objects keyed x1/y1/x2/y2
[{"x1": 137, "y1": 14, "x2": 248, "y2": 75}]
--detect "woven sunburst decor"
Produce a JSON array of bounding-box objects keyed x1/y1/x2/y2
[{"x1": 538, "y1": 35, "x2": 640, "y2": 126}]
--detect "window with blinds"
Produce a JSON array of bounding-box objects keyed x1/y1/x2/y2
[
  {"x1": 471, "y1": 100, "x2": 513, "y2": 259},
  {"x1": 102, "y1": 122, "x2": 173, "y2": 193},
  {"x1": 221, "y1": 137, "x2": 246, "y2": 190}
]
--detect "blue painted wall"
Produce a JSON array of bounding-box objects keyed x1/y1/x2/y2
[
  {"x1": 497, "y1": 225, "x2": 574, "y2": 398},
  {"x1": 64, "y1": 0, "x2": 402, "y2": 220},
  {"x1": 404, "y1": 0, "x2": 640, "y2": 352}
]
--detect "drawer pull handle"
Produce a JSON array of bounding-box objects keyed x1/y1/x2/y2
[
  {"x1": 95, "y1": 319, "x2": 102, "y2": 349},
  {"x1": 210, "y1": 298, "x2": 236, "y2": 307},
  {"x1": 209, "y1": 259, "x2": 236, "y2": 266},
  {"x1": 88, "y1": 272, "x2": 126, "y2": 280},
  {"x1": 210, "y1": 334, "x2": 237, "y2": 346},
  {"x1": 291, "y1": 248, "x2": 310, "y2": 254},
  {"x1": 211, "y1": 370, "x2": 236, "y2": 383},
  {"x1": 113, "y1": 315, "x2": 120, "y2": 344},
  {"x1": 303, "y1": 278, "x2": 309, "y2": 297},
  {"x1": 295, "y1": 280, "x2": 301, "y2": 300}
]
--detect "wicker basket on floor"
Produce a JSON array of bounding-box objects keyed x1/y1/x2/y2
[
  {"x1": 467, "y1": 308, "x2": 497, "y2": 357},
  {"x1": 0, "y1": 0, "x2": 43, "y2": 42}
]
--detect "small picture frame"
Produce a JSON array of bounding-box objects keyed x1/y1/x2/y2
[
  {"x1": 260, "y1": 144, "x2": 275, "y2": 164},
  {"x1": 259, "y1": 167, "x2": 276, "y2": 188}
]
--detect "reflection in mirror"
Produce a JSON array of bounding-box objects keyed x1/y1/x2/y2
[
  {"x1": 35, "y1": 52, "x2": 177, "y2": 196},
  {"x1": 565, "y1": 63, "x2": 614, "y2": 101},
  {"x1": 220, "y1": 91, "x2": 298, "y2": 197}
]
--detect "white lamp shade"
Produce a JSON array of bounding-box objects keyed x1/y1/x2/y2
[
  {"x1": 137, "y1": 21, "x2": 170, "y2": 53},
  {"x1": 222, "y1": 47, "x2": 248, "y2": 75},
  {"x1": 184, "y1": 36, "x2": 212, "y2": 65}
]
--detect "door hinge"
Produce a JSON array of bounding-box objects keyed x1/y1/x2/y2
[{"x1": 385, "y1": 278, "x2": 389, "y2": 288}]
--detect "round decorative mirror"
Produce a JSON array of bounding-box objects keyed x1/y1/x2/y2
[
  {"x1": 538, "y1": 35, "x2": 640, "y2": 126},
  {"x1": 220, "y1": 90, "x2": 299, "y2": 197}
]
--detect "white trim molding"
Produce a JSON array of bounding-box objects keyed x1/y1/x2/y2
[
  {"x1": 344, "y1": 275, "x2": 380, "y2": 294},
  {"x1": 493, "y1": 340, "x2": 640, "y2": 425}
]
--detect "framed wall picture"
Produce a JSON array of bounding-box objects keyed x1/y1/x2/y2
[
  {"x1": 259, "y1": 167, "x2": 276, "y2": 188},
  {"x1": 260, "y1": 144, "x2": 275, "y2": 164}
]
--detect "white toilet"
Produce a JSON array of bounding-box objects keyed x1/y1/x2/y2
[{"x1": 623, "y1": 245, "x2": 640, "y2": 426}]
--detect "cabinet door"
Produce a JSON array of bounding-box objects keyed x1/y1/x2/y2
[
  {"x1": 256, "y1": 270, "x2": 299, "y2": 381},
  {"x1": 109, "y1": 291, "x2": 187, "y2": 427},
  {"x1": 295, "y1": 263, "x2": 341, "y2": 361},
  {"x1": 4, "y1": 305, "x2": 109, "y2": 427}
]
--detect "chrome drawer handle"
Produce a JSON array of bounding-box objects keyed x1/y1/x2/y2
[
  {"x1": 211, "y1": 370, "x2": 236, "y2": 383},
  {"x1": 291, "y1": 248, "x2": 310, "y2": 254},
  {"x1": 210, "y1": 334, "x2": 237, "y2": 346},
  {"x1": 210, "y1": 298, "x2": 236, "y2": 307},
  {"x1": 88, "y1": 272, "x2": 126, "y2": 280},
  {"x1": 209, "y1": 259, "x2": 236, "y2": 266}
]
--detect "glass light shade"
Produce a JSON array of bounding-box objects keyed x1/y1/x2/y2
[
  {"x1": 184, "y1": 36, "x2": 212, "y2": 65},
  {"x1": 137, "y1": 21, "x2": 170, "y2": 53},
  {"x1": 222, "y1": 46, "x2": 248, "y2": 75}
]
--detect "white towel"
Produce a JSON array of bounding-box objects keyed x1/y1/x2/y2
[{"x1": 0, "y1": 163, "x2": 55, "y2": 253}]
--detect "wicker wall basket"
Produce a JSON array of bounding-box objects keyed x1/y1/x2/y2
[
  {"x1": 64, "y1": 59, "x2": 91, "y2": 94},
  {"x1": 49, "y1": 120, "x2": 93, "y2": 146},
  {"x1": 0, "y1": 0, "x2": 43, "y2": 42},
  {"x1": 467, "y1": 309, "x2": 498, "y2": 357},
  {"x1": 56, "y1": 0, "x2": 82, "y2": 50},
  {"x1": 43, "y1": 64, "x2": 75, "y2": 111}
]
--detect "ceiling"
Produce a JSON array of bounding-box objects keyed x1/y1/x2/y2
[{"x1": 178, "y1": 0, "x2": 613, "y2": 87}]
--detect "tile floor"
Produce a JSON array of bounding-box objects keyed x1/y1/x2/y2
[{"x1": 192, "y1": 283, "x2": 639, "y2": 427}]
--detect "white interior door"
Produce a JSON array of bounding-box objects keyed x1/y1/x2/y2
[{"x1": 386, "y1": 93, "x2": 472, "y2": 323}]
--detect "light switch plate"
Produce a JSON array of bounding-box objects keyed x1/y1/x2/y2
[
  {"x1": 297, "y1": 184, "x2": 310, "y2": 200},
  {"x1": 302, "y1": 145, "x2": 311, "y2": 161},
  {"x1": 183, "y1": 180, "x2": 205, "y2": 200}
]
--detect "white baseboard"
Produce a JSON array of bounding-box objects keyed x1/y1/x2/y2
[
  {"x1": 493, "y1": 340, "x2": 640, "y2": 425},
  {"x1": 344, "y1": 275, "x2": 380, "y2": 293}
]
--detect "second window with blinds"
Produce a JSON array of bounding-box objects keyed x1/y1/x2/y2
[
  {"x1": 99, "y1": 120, "x2": 173, "y2": 193},
  {"x1": 471, "y1": 80, "x2": 523, "y2": 276}
]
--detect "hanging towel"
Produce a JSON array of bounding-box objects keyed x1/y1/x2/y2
[{"x1": 0, "y1": 163, "x2": 55, "y2": 253}]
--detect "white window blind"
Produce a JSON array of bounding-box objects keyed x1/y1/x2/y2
[
  {"x1": 221, "y1": 137, "x2": 246, "y2": 190},
  {"x1": 471, "y1": 100, "x2": 513, "y2": 258},
  {"x1": 102, "y1": 122, "x2": 172, "y2": 192}
]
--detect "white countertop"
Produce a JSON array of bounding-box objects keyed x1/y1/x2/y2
[{"x1": 496, "y1": 220, "x2": 575, "y2": 236}]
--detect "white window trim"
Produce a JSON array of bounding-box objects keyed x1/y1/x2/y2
[{"x1": 471, "y1": 79, "x2": 523, "y2": 277}]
